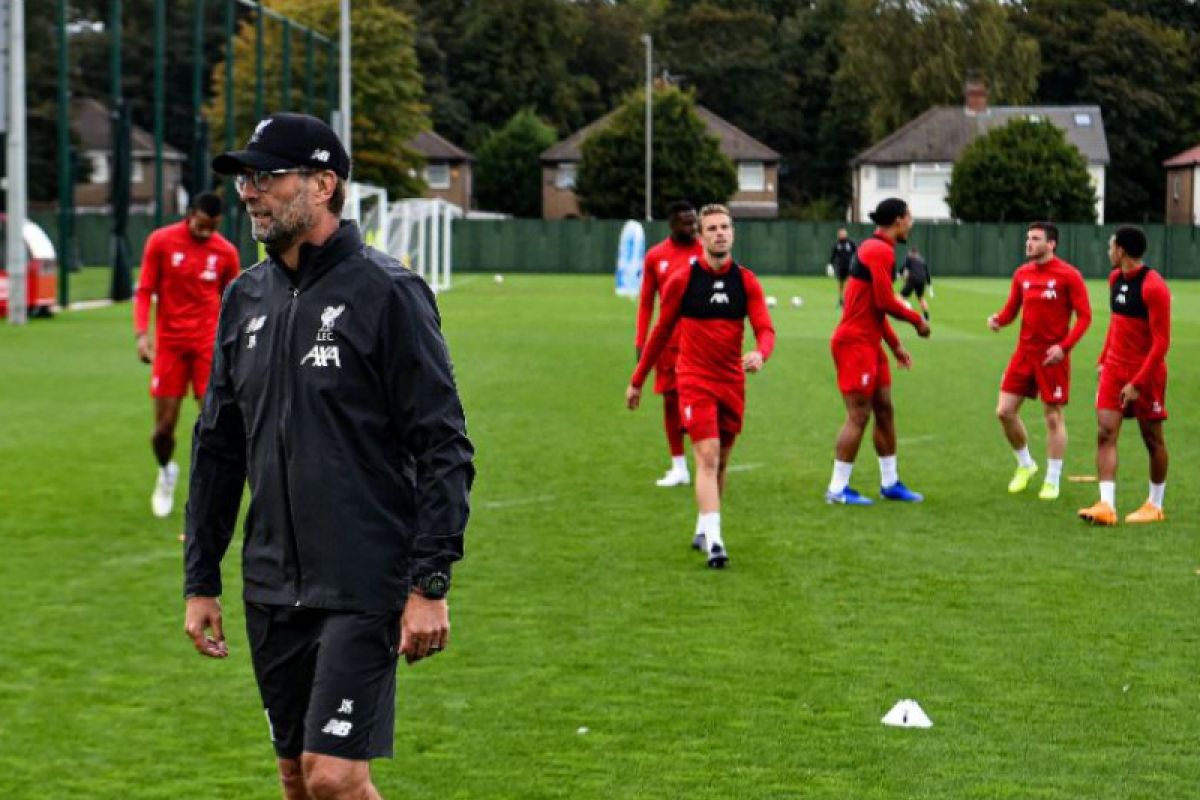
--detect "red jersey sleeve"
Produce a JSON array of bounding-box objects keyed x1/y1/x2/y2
[
  {"x1": 1059, "y1": 268, "x2": 1092, "y2": 352},
  {"x1": 134, "y1": 230, "x2": 162, "y2": 335},
  {"x1": 219, "y1": 239, "x2": 240, "y2": 295},
  {"x1": 870, "y1": 252, "x2": 923, "y2": 326},
  {"x1": 1132, "y1": 278, "x2": 1171, "y2": 388},
  {"x1": 743, "y1": 271, "x2": 776, "y2": 361},
  {"x1": 631, "y1": 271, "x2": 684, "y2": 388},
  {"x1": 635, "y1": 249, "x2": 659, "y2": 349},
  {"x1": 995, "y1": 272, "x2": 1023, "y2": 327},
  {"x1": 881, "y1": 318, "x2": 900, "y2": 351}
]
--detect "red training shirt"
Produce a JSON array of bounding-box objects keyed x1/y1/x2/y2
[
  {"x1": 832, "y1": 231, "x2": 924, "y2": 350},
  {"x1": 632, "y1": 256, "x2": 775, "y2": 387},
  {"x1": 1098, "y1": 265, "x2": 1170, "y2": 388},
  {"x1": 635, "y1": 236, "x2": 704, "y2": 351},
  {"x1": 134, "y1": 220, "x2": 240, "y2": 346},
  {"x1": 993, "y1": 256, "x2": 1091, "y2": 353}
]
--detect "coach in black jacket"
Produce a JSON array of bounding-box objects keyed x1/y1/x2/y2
[{"x1": 183, "y1": 113, "x2": 473, "y2": 800}]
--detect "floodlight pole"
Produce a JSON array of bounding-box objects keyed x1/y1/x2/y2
[
  {"x1": 641, "y1": 34, "x2": 652, "y2": 222},
  {"x1": 6, "y1": 0, "x2": 28, "y2": 324},
  {"x1": 339, "y1": 0, "x2": 351, "y2": 159}
]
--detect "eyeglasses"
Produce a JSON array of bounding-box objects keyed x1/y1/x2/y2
[{"x1": 234, "y1": 168, "x2": 316, "y2": 193}]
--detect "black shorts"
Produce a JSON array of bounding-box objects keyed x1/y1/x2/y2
[
  {"x1": 901, "y1": 280, "x2": 926, "y2": 299},
  {"x1": 834, "y1": 263, "x2": 850, "y2": 281},
  {"x1": 245, "y1": 602, "x2": 402, "y2": 760}
]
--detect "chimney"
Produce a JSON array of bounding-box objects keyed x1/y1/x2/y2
[{"x1": 964, "y1": 78, "x2": 989, "y2": 115}]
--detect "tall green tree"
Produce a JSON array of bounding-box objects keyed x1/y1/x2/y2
[
  {"x1": 575, "y1": 86, "x2": 736, "y2": 219},
  {"x1": 947, "y1": 118, "x2": 1097, "y2": 223},
  {"x1": 474, "y1": 109, "x2": 558, "y2": 218}
]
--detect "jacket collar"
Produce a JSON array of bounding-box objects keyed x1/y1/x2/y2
[{"x1": 270, "y1": 221, "x2": 363, "y2": 289}]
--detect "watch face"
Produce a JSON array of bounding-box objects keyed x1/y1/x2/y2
[{"x1": 421, "y1": 572, "x2": 450, "y2": 598}]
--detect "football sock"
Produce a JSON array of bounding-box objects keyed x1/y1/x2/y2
[
  {"x1": 671, "y1": 455, "x2": 688, "y2": 474},
  {"x1": 1149, "y1": 482, "x2": 1165, "y2": 508},
  {"x1": 1099, "y1": 481, "x2": 1116, "y2": 506},
  {"x1": 698, "y1": 512, "x2": 722, "y2": 546},
  {"x1": 1046, "y1": 459, "x2": 1063, "y2": 487},
  {"x1": 1014, "y1": 447, "x2": 1035, "y2": 468},
  {"x1": 828, "y1": 460, "x2": 853, "y2": 494},
  {"x1": 879, "y1": 455, "x2": 898, "y2": 488},
  {"x1": 664, "y1": 394, "x2": 685, "y2": 457}
]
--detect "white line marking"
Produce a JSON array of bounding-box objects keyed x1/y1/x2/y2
[
  {"x1": 67, "y1": 299, "x2": 114, "y2": 312},
  {"x1": 898, "y1": 435, "x2": 939, "y2": 445},
  {"x1": 726, "y1": 463, "x2": 763, "y2": 473},
  {"x1": 481, "y1": 494, "x2": 556, "y2": 510}
]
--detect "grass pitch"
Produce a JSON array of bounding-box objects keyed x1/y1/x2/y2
[{"x1": 1, "y1": 273, "x2": 1198, "y2": 799}]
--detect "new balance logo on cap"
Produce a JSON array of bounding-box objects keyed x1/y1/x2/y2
[
  {"x1": 211, "y1": 112, "x2": 351, "y2": 179},
  {"x1": 311, "y1": 148, "x2": 331, "y2": 163}
]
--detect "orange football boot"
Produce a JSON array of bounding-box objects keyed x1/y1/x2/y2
[
  {"x1": 1077, "y1": 500, "x2": 1118, "y2": 526},
  {"x1": 1124, "y1": 502, "x2": 1165, "y2": 524}
]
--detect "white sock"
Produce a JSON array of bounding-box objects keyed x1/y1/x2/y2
[
  {"x1": 1014, "y1": 447, "x2": 1035, "y2": 468},
  {"x1": 1046, "y1": 459, "x2": 1063, "y2": 486},
  {"x1": 671, "y1": 455, "x2": 688, "y2": 473},
  {"x1": 879, "y1": 455, "x2": 898, "y2": 489},
  {"x1": 828, "y1": 460, "x2": 853, "y2": 494},
  {"x1": 698, "y1": 512, "x2": 721, "y2": 546},
  {"x1": 1149, "y1": 482, "x2": 1165, "y2": 508},
  {"x1": 1099, "y1": 481, "x2": 1116, "y2": 506}
]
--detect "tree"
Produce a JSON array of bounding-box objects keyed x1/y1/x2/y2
[
  {"x1": 474, "y1": 109, "x2": 558, "y2": 217},
  {"x1": 205, "y1": 0, "x2": 428, "y2": 197},
  {"x1": 946, "y1": 118, "x2": 1097, "y2": 223},
  {"x1": 575, "y1": 86, "x2": 736, "y2": 219}
]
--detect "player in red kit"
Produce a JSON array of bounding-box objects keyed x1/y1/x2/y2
[
  {"x1": 825, "y1": 198, "x2": 930, "y2": 506},
  {"x1": 134, "y1": 192, "x2": 240, "y2": 517},
  {"x1": 988, "y1": 222, "x2": 1091, "y2": 501},
  {"x1": 1078, "y1": 226, "x2": 1171, "y2": 526},
  {"x1": 626, "y1": 204, "x2": 775, "y2": 568},
  {"x1": 635, "y1": 201, "x2": 703, "y2": 487}
]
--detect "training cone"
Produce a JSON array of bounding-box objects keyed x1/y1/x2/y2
[{"x1": 881, "y1": 699, "x2": 933, "y2": 728}]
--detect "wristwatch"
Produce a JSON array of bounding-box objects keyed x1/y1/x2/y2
[{"x1": 413, "y1": 571, "x2": 450, "y2": 600}]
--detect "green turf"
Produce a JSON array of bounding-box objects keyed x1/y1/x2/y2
[{"x1": 1, "y1": 273, "x2": 1198, "y2": 799}]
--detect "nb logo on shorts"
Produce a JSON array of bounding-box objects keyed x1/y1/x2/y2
[
  {"x1": 861, "y1": 373, "x2": 870, "y2": 386},
  {"x1": 1053, "y1": 386, "x2": 1063, "y2": 399},
  {"x1": 321, "y1": 718, "x2": 353, "y2": 738},
  {"x1": 684, "y1": 405, "x2": 692, "y2": 421}
]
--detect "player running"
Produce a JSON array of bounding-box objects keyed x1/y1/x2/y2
[
  {"x1": 825, "y1": 198, "x2": 930, "y2": 506},
  {"x1": 635, "y1": 201, "x2": 703, "y2": 487},
  {"x1": 134, "y1": 193, "x2": 240, "y2": 517},
  {"x1": 626, "y1": 204, "x2": 775, "y2": 568},
  {"x1": 1078, "y1": 226, "x2": 1171, "y2": 525},
  {"x1": 987, "y1": 222, "x2": 1090, "y2": 501}
]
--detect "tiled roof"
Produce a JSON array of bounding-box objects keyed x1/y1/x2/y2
[{"x1": 408, "y1": 130, "x2": 474, "y2": 162}]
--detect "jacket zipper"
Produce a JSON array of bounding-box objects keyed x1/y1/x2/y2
[{"x1": 279, "y1": 284, "x2": 304, "y2": 606}]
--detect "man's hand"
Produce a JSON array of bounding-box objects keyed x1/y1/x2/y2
[
  {"x1": 915, "y1": 318, "x2": 931, "y2": 338},
  {"x1": 184, "y1": 596, "x2": 229, "y2": 658},
  {"x1": 400, "y1": 593, "x2": 450, "y2": 665},
  {"x1": 1119, "y1": 383, "x2": 1139, "y2": 406},
  {"x1": 626, "y1": 384, "x2": 642, "y2": 410},
  {"x1": 742, "y1": 350, "x2": 764, "y2": 373},
  {"x1": 1043, "y1": 344, "x2": 1065, "y2": 366},
  {"x1": 136, "y1": 333, "x2": 154, "y2": 364},
  {"x1": 987, "y1": 314, "x2": 1001, "y2": 332},
  {"x1": 893, "y1": 345, "x2": 913, "y2": 370}
]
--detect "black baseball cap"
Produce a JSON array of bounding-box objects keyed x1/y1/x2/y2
[
  {"x1": 212, "y1": 112, "x2": 351, "y2": 179},
  {"x1": 869, "y1": 197, "x2": 909, "y2": 226}
]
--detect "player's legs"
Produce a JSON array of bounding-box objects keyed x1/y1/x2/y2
[
  {"x1": 152, "y1": 396, "x2": 184, "y2": 466},
  {"x1": 301, "y1": 753, "x2": 380, "y2": 800},
  {"x1": 1123, "y1": 418, "x2": 1168, "y2": 523},
  {"x1": 1079, "y1": 409, "x2": 1122, "y2": 525},
  {"x1": 834, "y1": 391, "x2": 872, "y2": 464},
  {"x1": 276, "y1": 757, "x2": 310, "y2": 800},
  {"x1": 691, "y1": 436, "x2": 728, "y2": 567},
  {"x1": 1038, "y1": 402, "x2": 1066, "y2": 499},
  {"x1": 656, "y1": 390, "x2": 689, "y2": 486},
  {"x1": 871, "y1": 387, "x2": 922, "y2": 501},
  {"x1": 997, "y1": 390, "x2": 1039, "y2": 492}
]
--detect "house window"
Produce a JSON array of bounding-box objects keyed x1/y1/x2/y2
[
  {"x1": 424, "y1": 163, "x2": 451, "y2": 189},
  {"x1": 912, "y1": 164, "x2": 951, "y2": 192},
  {"x1": 1173, "y1": 176, "x2": 1181, "y2": 202},
  {"x1": 738, "y1": 162, "x2": 765, "y2": 192},
  {"x1": 876, "y1": 166, "x2": 898, "y2": 189},
  {"x1": 90, "y1": 154, "x2": 110, "y2": 184},
  {"x1": 555, "y1": 163, "x2": 576, "y2": 190},
  {"x1": 131, "y1": 159, "x2": 145, "y2": 184}
]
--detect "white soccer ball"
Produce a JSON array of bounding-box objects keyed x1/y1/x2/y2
[
  {"x1": 791, "y1": 296, "x2": 803, "y2": 308},
  {"x1": 766, "y1": 295, "x2": 778, "y2": 307},
  {"x1": 825, "y1": 263, "x2": 835, "y2": 278},
  {"x1": 494, "y1": 274, "x2": 505, "y2": 284}
]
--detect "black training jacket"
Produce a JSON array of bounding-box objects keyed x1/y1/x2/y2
[{"x1": 184, "y1": 222, "x2": 474, "y2": 611}]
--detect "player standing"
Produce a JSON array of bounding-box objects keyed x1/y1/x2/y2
[
  {"x1": 987, "y1": 222, "x2": 1090, "y2": 501},
  {"x1": 635, "y1": 201, "x2": 703, "y2": 487},
  {"x1": 626, "y1": 204, "x2": 775, "y2": 568},
  {"x1": 828, "y1": 228, "x2": 857, "y2": 307},
  {"x1": 1078, "y1": 226, "x2": 1171, "y2": 525},
  {"x1": 899, "y1": 246, "x2": 932, "y2": 320},
  {"x1": 134, "y1": 192, "x2": 240, "y2": 517},
  {"x1": 825, "y1": 198, "x2": 929, "y2": 506}
]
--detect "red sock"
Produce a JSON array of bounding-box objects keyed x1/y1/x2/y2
[{"x1": 663, "y1": 391, "x2": 685, "y2": 457}]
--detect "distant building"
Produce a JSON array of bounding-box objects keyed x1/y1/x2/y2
[
  {"x1": 1163, "y1": 145, "x2": 1200, "y2": 225},
  {"x1": 850, "y1": 80, "x2": 1110, "y2": 224},
  {"x1": 540, "y1": 106, "x2": 781, "y2": 219},
  {"x1": 71, "y1": 97, "x2": 187, "y2": 215},
  {"x1": 408, "y1": 130, "x2": 474, "y2": 210}
]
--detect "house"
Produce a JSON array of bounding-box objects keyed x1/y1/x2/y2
[
  {"x1": 850, "y1": 81, "x2": 1110, "y2": 224},
  {"x1": 408, "y1": 130, "x2": 474, "y2": 210},
  {"x1": 540, "y1": 106, "x2": 781, "y2": 219},
  {"x1": 1163, "y1": 145, "x2": 1200, "y2": 225},
  {"x1": 72, "y1": 97, "x2": 187, "y2": 215}
]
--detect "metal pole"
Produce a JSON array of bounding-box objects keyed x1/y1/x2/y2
[
  {"x1": 339, "y1": 0, "x2": 351, "y2": 158},
  {"x1": 304, "y1": 28, "x2": 314, "y2": 115},
  {"x1": 153, "y1": 0, "x2": 165, "y2": 226},
  {"x1": 223, "y1": 0, "x2": 236, "y2": 240},
  {"x1": 57, "y1": 0, "x2": 72, "y2": 307},
  {"x1": 192, "y1": 0, "x2": 207, "y2": 195},
  {"x1": 254, "y1": 2, "x2": 264, "y2": 122},
  {"x1": 641, "y1": 34, "x2": 652, "y2": 221},
  {"x1": 281, "y1": 18, "x2": 291, "y2": 110},
  {"x1": 6, "y1": 0, "x2": 28, "y2": 324}
]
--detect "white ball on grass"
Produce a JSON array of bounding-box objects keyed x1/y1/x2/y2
[
  {"x1": 766, "y1": 295, "x2": 778, "y2": 307},
  {"x1": 791, "y1": 296, "x2": 803, "y2": 308},
  {"x1": 494, "y1": 274, "x2": 505, "y2": 284}
]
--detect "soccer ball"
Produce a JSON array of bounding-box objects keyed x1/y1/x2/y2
[
  {"x1": 766, "y1": 295, "x2": 778, "y2": 307},
  {"x1": 825, "y1": 263, "x2": 835, "y2": 278},
  {"x1": 494, "y1": 274, "x2": 505, "y2": 284},
  {"x1": 791, "y1": 296, "x2": 803, "y2": 308}
]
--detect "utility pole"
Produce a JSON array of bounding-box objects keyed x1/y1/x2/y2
[
  {"x1": 6, "y1": 0, "x2": 28, "y2": 324},
  {"x1": 57, "y1": 0, "x2": 73, "y2": 307},
  {"x1": 641, "y1": 34, "x2": 652, "y2": 222}
]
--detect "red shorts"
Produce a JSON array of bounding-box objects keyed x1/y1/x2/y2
[
  {"x1": 1096, "y1": 360, "x2": 1168, "y2": 420},
  {"x1": 653, "y1": 344, "x2": 680, "y2": 395},
  {"x1": 152, "y1": 339, "x2": 214, "y2": 399},
  {"x1": 831, "y1": 339, "x2": 891, "y2": 396},
  {"x1": 677, "y1": 380, "x2": 744, "y2": 444},
  {"x1": 1000, "y1": 348, "x2": 1070, "y2": 405}
]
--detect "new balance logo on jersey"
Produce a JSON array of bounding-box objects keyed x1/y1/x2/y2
[
  {"x1": 710, "y1": 292, "x2": 730, "y2": 304},
  {"x1": 1042, "y1": 279, "x2": 1058, "y2": 300},
  {"x1": 301, "y1": 345, "x2": 341, "y2": 368},
  {"x1": 1115, "y1": 292, "x2": 1127, "y2": 305},
  {"x1": 321, "y1": 718, "x2": 353, "y2": 737},
  {"x1": 246, "y1": 315, "x2": 267, "y2": 349}
]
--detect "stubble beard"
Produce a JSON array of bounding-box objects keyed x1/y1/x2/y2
[{"x1": 250, "y1": 185, "x2": 316, "y2": 250}]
